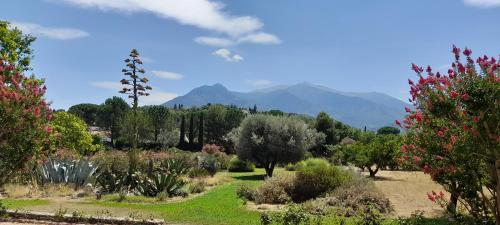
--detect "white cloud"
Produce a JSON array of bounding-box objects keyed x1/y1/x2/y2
[
  {"x1": 212, "y1": 48, "x2": 243, "y2": 62},
  {"x1": 237, "y1": 32, "x2": 281, "y2": 45},
  {"x1": 464, "y1": 0, "x2": 500, "y2": 7},
  {"x1": 57, "y1": 0, "x2": 263, "y2": 36},
  {"x1": 152, "y1": 70, "x2": 184, "y2": 80},
  {"x1": 90, "y1": 81, "x2": 122, "y2": 90},
  {"x1": 245, "y1": 79, "x2": 272, "y2": 88},
  {"x1": 141, "y1": 91, "x2": 178, "y2": 105},
  {"x1": 10, "y1": 21, "x2": 89, "y2": 40},
  {"x1": 194, "y1": 36, "x2": 235, "y2": 47}
]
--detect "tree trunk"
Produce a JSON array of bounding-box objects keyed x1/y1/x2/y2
[
  {"x1": 448, "y1": 190, "x2": 459, "y2": 214},
  {"x1": 264, "y1": 162, "x2": 276, "y2": 178},
  {"x1": 495, "y1": 160, "x2": 500, "y2": 224},
  {"x1": 368, "y1": 166, "x2": 379, "y2": 177}
]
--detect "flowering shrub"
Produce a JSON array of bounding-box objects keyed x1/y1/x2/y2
[
  {"x1": 399, "y1": 46, "x2": 499, "y2": 222},
  {"x1": 201, "y1": 144, "x2": 222, "y2": 155},
  {"x1": 0, "y1": 60, "x2": 52, "y2": 184}
]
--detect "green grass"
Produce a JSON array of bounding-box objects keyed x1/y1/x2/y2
[
  {"x1": 1, "y1": 199, "x2": 49, "y2": 209},
  {"x1": 92, "y1": 169, "x2": 269, "y2": 225}
]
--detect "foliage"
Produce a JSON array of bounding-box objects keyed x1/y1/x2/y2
[
  {"x1": 37, "y1": 158, "x2": 97, "y2": 190},
  {"x1": 232, "y1": 114, "x2": 323, "y2": 177},
  {"x1": 188, "y1": 180, "x2": 206, "y2": 194},
  {"x1": 400, "y1": 46, "x2": 500, "y2": 221},
  {"x1": 143, "y1": 105, "x2": 174, "y2": 145},
  {"x1": 68, "y1": 103, "x2": 100, "y2": 126},
  {"x1": 293, "y1": 158, "x2": 352, "y2": 202},
  {"x1": 376, "y1": 126, "x2": 400, "y2": 135},
  {"x1": 260, "y1": 204, "x2": 322, "y2": 225},
  {"x1": 92, "y1": 151, "x2": 129, "y2": 193},
  {"x1": 188, "y1": 167, "x2": 211, "y2": 178},
  {"x1": 255, "y1": 173, "x2": 295, "y2": 204},
  {"x1": 204, "y1": 104, "x2": 245, "y2": 147},
  {"x1": 228, "y1": 156, "x2": 255, "y2": 172},
  {"x1": 0, "y1": 21, "x2": 35, "y2": 71},
  {"x1": 120, "y1": 109, "x2": 152, "y2": 147},
  {"x1": 0, "y1": 60, "x2": 52, "y2": 184},
  {"x1": 49, "y1": 111, "x2": 100, "y2": 155},
  {"x1": 236, "y1": 184, "x2": 257, "y2": 201},
  {"x1": 345, "y1": 134, "x2": 401, "y2": 177},
  {"x1": 197, "y1": 154, "x2": 218, "y2": 177},
  {"x1": 202, "y1": 144, "x2": 222, "y2": 154},
  {"x1": 136, "y1": 171, "x2": 186, "y2": 197},
  {"x1": 97, "y1": 96, "x2": 129, "y2": 148}
]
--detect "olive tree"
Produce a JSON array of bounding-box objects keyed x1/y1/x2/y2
[{"x1": 232, "y1": 115, "x2": 323, "y2": 177}]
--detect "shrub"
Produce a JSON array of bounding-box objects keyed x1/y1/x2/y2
[
  {"x1": 255, "y1": 173, "x2": 295, "y2": 204},
  {"x1": 188, "y1": 180, "x2": 206, "y2": 194},
  {"x1": 214, "y1": 152, "x2": 232, "y2": 170},
  {"x1": 188, "y1": 167, "x2": 211, "y2": 178},
  {"x1": 202, "y1": 144, "x2": 222, "y2": 155},
  {"x1": 37, "y1": 158, "x2": 97, "y2": 190},
  {"x1": 236, "y1": 184, "x2": 257, "y2": 201},
  {"x1": 228, "y1": 157, "x2": 255, "y2": 172},
  {"x1": 292, "y1": 158, "x2": 352, "y2": 202},
  {"x1": 304, "y1": 179, "x2": 393, "y2": 218},
  {"x1": 92, "y1": 151, "x2": 129, "y2": 193},
  {"x1": 197, "y1": 155, "x2": 217, "y2": 177},
  {"x1": 136, "y1": 172, "x2": 186, "y2": 197},
  {"x1": 284, "y1": 161, "x2": 305, "y2": 171}
]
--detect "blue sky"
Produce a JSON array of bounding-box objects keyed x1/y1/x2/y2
[{"x1": 2, "y1": 0, "x2": 500, "y2": 109}]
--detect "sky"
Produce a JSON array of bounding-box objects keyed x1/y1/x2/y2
[{"x1": 2, "y1": 0, "x2": 500, "y2": 109}]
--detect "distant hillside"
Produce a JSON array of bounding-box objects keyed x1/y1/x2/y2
[{"x1": 163, "y1": 82, "x2": 410, "y2": 130}]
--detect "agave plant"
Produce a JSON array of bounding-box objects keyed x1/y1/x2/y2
[
  {"x1": 136, "y1": 172, "x2": 186, "y2": 197},
  {"x1": 37, "y1": 158, "x2": 98, "y2": 190}
]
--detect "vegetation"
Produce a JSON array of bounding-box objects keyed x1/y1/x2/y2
[
  {"x1": 49, "y1": 111, "x2": 101, "y2": 155},
  {"x1": 400, "y1": 46, "x2": 500, "y2": 223},
  {"x1": 0, "y1": 21, "x2": 35, "y2": 71},
  {"x1": 232, "y1": 114, "x2": 323, "y2": 177}
]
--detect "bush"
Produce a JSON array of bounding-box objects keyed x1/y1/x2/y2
[
  {"x1": 292, "y1": 158, "x2": 352, "y2": 202},
  {"x1": 284, "y1": 161, "x2": 305, "y2": 171},
  {"x1": 188, "y1": 180, "x2": 206, "y2": 194},
  {"x1": 197, "y1": 155, "x2": 217, "y2": 177},
  {"x1": 92, "y1": 151, "x2": 129, "y2": 193},
  {"x1": 255, "y1": 173, "x2": 295, "y2": 204},
  {"x1": 228, "y1": 157, "x2": 255, "y2": 172},
  {"x1": 214, "y1": 152, "x2": 232, "y2": 170},
  {"x1": 236, "y1": 184, "x2": 257, "y2": 201},
  {"x1": 202, "y1": 144, "x2": 222, "y2": 155},
  {"x1": 188, "y1": 167, "x2": 211, "y2": 178},
  {"x1": 303, "y1": 179, "x2": 393, "y2": 218}
]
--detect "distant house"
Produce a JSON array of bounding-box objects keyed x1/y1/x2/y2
[{"x1": 340, "y1": 137, "x2": 356, "y2": 145}]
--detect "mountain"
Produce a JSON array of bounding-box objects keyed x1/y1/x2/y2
[{"x1": 163, "y1": 82, "x2": 410, "y2": 130}]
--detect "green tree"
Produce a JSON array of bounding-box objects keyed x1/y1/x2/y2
[
  {"x1": 204, "y1": 105, "x2": 245, "y2": 146},
  {"x1": 120, "y1": 109, "x2": 152, "y2": 147},
  {"x1": 198, "y1": 112, "x2": 204, "y2": 145},
  {"x1": 97, "y1": 97, "x2": 129, "y2": 148},
  {"x1": 188, "y1": 113, "x2": 195, "y2": 144},
  {"x1": 0, "y1": 21, "x2": 35, "y2": 71},
  {"x1": 143, "y1": 105, "x2": 170, "y2": 144},
  {"x1": 49, "y1": 111, "x2": 100, "y2": 155},
  {"x1": 377, "y1": 126, "x2": 400, "y2": 135},
  {"x1": 68, "y1": 103, "x2": 100, "y2": 126},
  {"x1": 232, "y1": 115, "x2": 323, "y2": 177},
  {"x1": 315, "y1": 112, "x2": 336, "y2": 144},
  {"x1": 179, "y1": 114, "x2": 186, "y2": 146}
]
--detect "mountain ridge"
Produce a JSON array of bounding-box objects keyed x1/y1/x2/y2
[{"x1": 163, "y1": 82, "x2": 410, "y2": 130}]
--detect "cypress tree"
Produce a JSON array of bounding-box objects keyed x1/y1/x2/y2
[
  {"x1": 188, "y1": 113, "x2": 194, "y2": 144},
  {"x1": 198, "y1": 112, "x2": 204, "y2": 146},
  {"x1": 179, "y1": 115, "x2": 186, "y2": 145}
]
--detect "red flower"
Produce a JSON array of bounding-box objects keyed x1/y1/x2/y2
[
  {"x1": 413, "y1": 155, "x2": 422, "y2": 164},
  {"x1": 427, "y1": 193, "x2": 436, "y2": 202},
  {"x1": 473, "y1": 116, "x2": 479, "y2": 123},
  {"x1": 450, "y1": 91, "x2": 459, "y2": 98},
  {"x1": 463, "y1": 48, "x2": 472, "y2": 57},
  {"x1": 437, "y1": 130, "x2": 444, "y2": 137},
  {"x1": 415, "y1": 112, "x2": 424, "y2": 122},
  {"x1": 461, "y1": 93, "x2": 470, "y2": 101}
]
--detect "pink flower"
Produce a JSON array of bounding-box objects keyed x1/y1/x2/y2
[
  {"x1": 435, "y1": 156, "x2": 444, "y2": 161},
  {"x1": 450, "y1": 91, "x2": 459, "y2": 99},
  {"x1": 405, "y1": 106, "x2": 411, "y2": 113},
  {"x1": 461, "y1": 93, "x2": 470, "y2": 101},
  {"x1": 463, "y1": 48, "x2": 472, "y2": 57},
  {"x1": 427, "y1": 193, "x2": 436, "y2": 202},
  {"x1": 452, "y1": 45, "x2": 460, "y2": 58},
  {"x1": 415, "y1": 112, "x2": 424, "y2": 122},
  {"x1": 395, "y1": 120, "x2": 401, "y2": 126},
  {"x1": 437, "y1": 130, "x2": 445, "y2": 137}
]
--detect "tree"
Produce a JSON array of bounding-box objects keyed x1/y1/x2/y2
[
  {"x1": 204, "y1": 104, "x2": 245, "y2": 146},
  {"x1": 97, "y1": 97, "x2": 129, "y2": 148},
  {"x1": 377, "y1": 126, "x2": 400, "y2": 135},
  {"x1": 49, "y1": 111, "x2": 100, "y2": 155},
  {"x1": 400, "y1": 46, "x2": 499, "y2": 222},
  {"x1": 179, "y1": 114, "x2": 186, "y2": 146},
  {"x1": 189, "y1": 113, "x2": 195, "y2": 144},
  {"x1": 68, "y1": 103, "x2": 99, "y2": 126},
  {"x1": 345, "y1": 134, "x2": 401, "y2": 177},
  {"x1": 143, "y1": 105, "x2": 170, "y2": 144},
  {"x1": 120, "y1": 109, "x2": 152, "y2": 147},
  {"x1": 315, "y1": 112, "x2": 336, "y2": 144},
  {"x1": 119, "y1": 49, "x2": 152, "y2": 148},
  {"x1": 0, "y1": 21, "x2": 35, "y2": 71},
  {"x1": 232, "y1": 115, "x2": 323, "y2": 177},
  {"x1": 0, "y1": 60, "x2": 52, "y2": 184},
  {"x1": 198, "y1": 112, "x2": 204, "y2": 145}
]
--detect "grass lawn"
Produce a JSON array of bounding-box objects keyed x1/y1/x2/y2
[{"x1": 1, "y1": 169, "x2": 451, "y2": 225}]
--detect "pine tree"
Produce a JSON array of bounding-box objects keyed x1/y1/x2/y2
[
  {"x1": 188, "y1": 113, "x2": 194, "y2": 144},
  {"x1": 198, "y1": 112, "x2": 204, "y2": 146},
  {"x1": 179, "y1": 115, "x2": 186, "y2": 146}
]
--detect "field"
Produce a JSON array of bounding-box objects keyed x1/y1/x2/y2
[{"x1": 2, "y1": 169, "x2": 449, "y2": 225}]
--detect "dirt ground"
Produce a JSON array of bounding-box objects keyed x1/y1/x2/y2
[{"x1": 370, "y1": 170, "x2": 447, "y2": 217}]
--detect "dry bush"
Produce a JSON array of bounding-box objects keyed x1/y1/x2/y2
[
  {"x1": 3, "y1": 184, "x2": 36, "y2": 198},
  {"x1": 255, "y1": 173, "x2": 295, "y2": 204}
]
